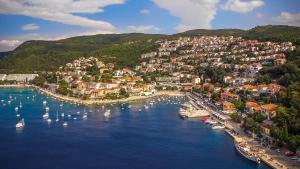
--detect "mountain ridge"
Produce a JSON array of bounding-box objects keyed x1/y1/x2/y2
[{"x1": 0, "y1": 25, "x2": 299, "y2": 73}]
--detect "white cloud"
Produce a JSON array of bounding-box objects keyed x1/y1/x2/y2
[
  {"x1": 0, "y1": 40, "x2": 23, "y2": 52},
  {"x1": 0, "y1": 0, "x2": 125, "y2": 31},
  {"x1": 22, "y1": 23, "x2": 40, "y2": 31},
  {"x1": 274, "y1": 12, "x2": 300, "y2": 27},
  {"x1": 140, "y1": 9, "x2": 150, "y2": 15},
  {"x1": 127, "y1": 25, "x2": 160, "y2": 33},
  {"x1": 152, "y1": 0, "x2": 219, "y2": 32},
  {"x1": 221, "y1": 0, "x2": 264, "y2": 13}
]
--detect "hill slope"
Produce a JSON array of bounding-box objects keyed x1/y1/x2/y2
[
  {"x1": 0, "y1": 33, "x2": 167, "y2": 73},
  {"x1": 0, "y1": 25, "x2": 300, "y2": 73}
]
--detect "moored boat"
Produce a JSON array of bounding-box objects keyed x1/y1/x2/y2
[
  {"x1": 16, "y1": 118, "x2": 25, "y2": 128},
  {"x1": 234, "y1": 140, "x2": 260, "y2": 163}
]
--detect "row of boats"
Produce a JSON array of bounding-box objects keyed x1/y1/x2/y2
[
  {"x1": 178, "y1": 101, "x2": 226, "y2": 130},
  {"x1": 178, "y1": 99, "x2": 262, "y2": 164}
]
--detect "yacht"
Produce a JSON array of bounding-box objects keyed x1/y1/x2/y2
[
  {"x1": 14, "y1": 107, "x2": 19, "y2": 112},
  {"x1": 63, "y1": 122, "x2": 68, "y2": 127},
  {"x1": 16, "y1": 119, "x2": 25, "y2": 128},
  {"x1": 234, "y1": 141, "x2": 260, "y2": 163},
  {"x1": 16, "y1": 114, "x2": 20, "y2": 117},
  {"x1": 47, "y1": 118, "x2": 52, "y2": 123},
  {"x1": 61, "y1": 113, "x2": 65, "y2": 117}
]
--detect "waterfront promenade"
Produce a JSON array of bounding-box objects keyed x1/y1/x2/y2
[
  {"x1": 0, "y1": 84, "x2": 185, "y2": 105},
  {"x1": 188, "y1": 92, "x2": 298, "y2": 169}
]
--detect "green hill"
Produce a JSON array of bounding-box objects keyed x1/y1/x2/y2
[
  {"x1": 0, "y1": 33, "x2": 167, "y2": 73},
  {"x1": 0, "y1": 25, "x2": 300, "y2": 73}
]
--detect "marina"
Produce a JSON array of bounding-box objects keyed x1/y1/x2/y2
[{"x1": 0, "y1": 87, "x2": 271, "y2": 169}]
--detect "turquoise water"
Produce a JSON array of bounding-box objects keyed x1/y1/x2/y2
[{"x1": 0, "y1": 88, "x2": 270, "y2": 169}]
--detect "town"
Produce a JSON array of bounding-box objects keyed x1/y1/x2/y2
[{"x1": 0, "y1": 35, "x2": 299, "y2": 168}]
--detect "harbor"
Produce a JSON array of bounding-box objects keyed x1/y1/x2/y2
[
  {"x1": 0, "y1": 87, "x2": 271, "y2": 169},
  {"x1": 183, "y1": 92, "x2": 295, "y2": 169}
]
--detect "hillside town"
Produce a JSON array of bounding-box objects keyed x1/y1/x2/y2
[{"x1": 0, "y1": 35, "x2": 299, "y2": 168}]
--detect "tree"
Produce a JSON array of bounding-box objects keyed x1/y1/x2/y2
[
  {"x1": 56, "y1": 81, "x2": 69, "y2": 95},
  {"x1": 86, "y1": 61, "x2": 100, "y2": 76},
  {"x1": 119, "y1": 88, "x2": 129, "y2": 98},
  {"x1": 233, "y1": 99, "x2": 245, "y2": 112},
  {"x1": 230, "y1": 113, "x2": 242, "y2": 123},
  {"x1": 287, "y1": 135, "x2": 300, "y2": 152}
]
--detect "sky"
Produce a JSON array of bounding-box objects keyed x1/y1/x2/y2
[{"x1": 0, "y1": 0, "x2": 299, "y2": 52}]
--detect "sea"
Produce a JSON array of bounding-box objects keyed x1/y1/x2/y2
[{"x1": 0, "y1": 87, "x2": 271, "y2": 169}]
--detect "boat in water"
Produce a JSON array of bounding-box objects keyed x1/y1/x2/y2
[
  {"x1": 43, "y1": 113, "x2": 49, "y2": 119},
  {"x1": 234, "y1": 140, "x2": 260, "y2": 163},
  {"x1": 212, "y1": 125, "x2": 225, "y2": 130},
  {"x1": 179, "y1": 102, "x2": 210, "y2": 119},
  {"x1": 16, "y1": 118, "x2": 25, "y2": 128},
  {"x1": 104, "y1": 109, "x2": 111, "y2": 118},
  {"x1": 63, "y1": 122, "x2": 68, "y2": 127}
]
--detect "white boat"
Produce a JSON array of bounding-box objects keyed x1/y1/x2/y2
[
  {"x1": 19, "y1": 102, "x2": 22, "y2": 108},
  {"x1": 206, "y1": 119, "x2": 218, "y2": 125},
  {"x1": 73, "y1": 117, "x2": 77, "y2": 120},
  {"x1": 212, "y1": 125, "x2": 225, "y2": 130},
  {"x1": 16, "y1": 114, "x2": 20, "y2": 117},
  {"x1": 68, "y1": 114, "x2": 71, "y2": 118},
  {"x1": 43, "y1": 113, "x2": 49, "y2": 119},
  {"x1": 144, "y1": 105, "x2": 149, "y2": 109},
  {"x1": 63, "y1": 122, "x2": 68, "y2": 127},
  {"x1": 47, "y1": 118, "x2": 52, "y2": 123},
  {"x1": 77, "y1": 111, "x2": 80, "y2": 115},
  {"x1": 43, "y1": 101, "x2": 47, "y2": 105},
  {"x1": 61, "y1": 113, "x2": 65, "y2": 117},
  {"x1": 234, "y1": 141, "x2": 260, "y2": 163},
  {"x1": 14, "y1": 107, "x2": 19, "y2": 112},
  {"x1": 104, "y1": 109, "x2": 111, "y2": 118},
  {"x1": 55, "y1": 111, "x2": 59, "y2": 122},
  {"x1": 45, "y1": 106, "x2": 50, "y2": 112},
  {"x1": 16, "y1": 119, "x2": 25, "y2": 128},
  {"x1": 83, "y1": 111, "x2": 88, "y2": 119}
]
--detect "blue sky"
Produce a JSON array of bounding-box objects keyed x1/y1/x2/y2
[{"x1": 0, "y1": 0, "x2": 299, "y2": 51}]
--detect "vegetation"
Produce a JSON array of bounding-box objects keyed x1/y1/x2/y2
[
  {"x1": 1, "y1": 25, "x2": 300, "y2": 73},
  {"x1": 259, "y1": 45, "x2": 300, "y2": 151},
  {"x1": 0, "y1": 33, "x2": 164, "y2": 73}
]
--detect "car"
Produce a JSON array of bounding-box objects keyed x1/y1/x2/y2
[{"x1": 285, "y1": 151, "x2": 296, "y2": 157}]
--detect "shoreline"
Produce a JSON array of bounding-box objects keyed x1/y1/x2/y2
[{"x1": 0, "y1": 84, "x2": 185, "y2": 105}]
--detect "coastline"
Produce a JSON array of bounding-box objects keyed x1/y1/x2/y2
[{"x1": 0, "y1": 84, "x2": 185, "y2": 105}]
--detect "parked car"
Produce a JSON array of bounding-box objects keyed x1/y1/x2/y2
[{"x1": 285, "y1": 151, "x2": 296, "y2": 157}]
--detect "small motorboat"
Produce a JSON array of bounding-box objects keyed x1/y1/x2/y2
[
  {"x1": 47, "y1": 118, "x2": 52, "y2": 123},
  {"x1": 63, "y1": 122, "x2": 68, "y2": 127}
]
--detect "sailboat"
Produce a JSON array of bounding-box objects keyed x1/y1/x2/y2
[
  {"x1": 16, "y1": 118, "x2": 25, "y2": 128},
  {"x1": 55, "y1": 111, "x2": 59, "y2": 122}
]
